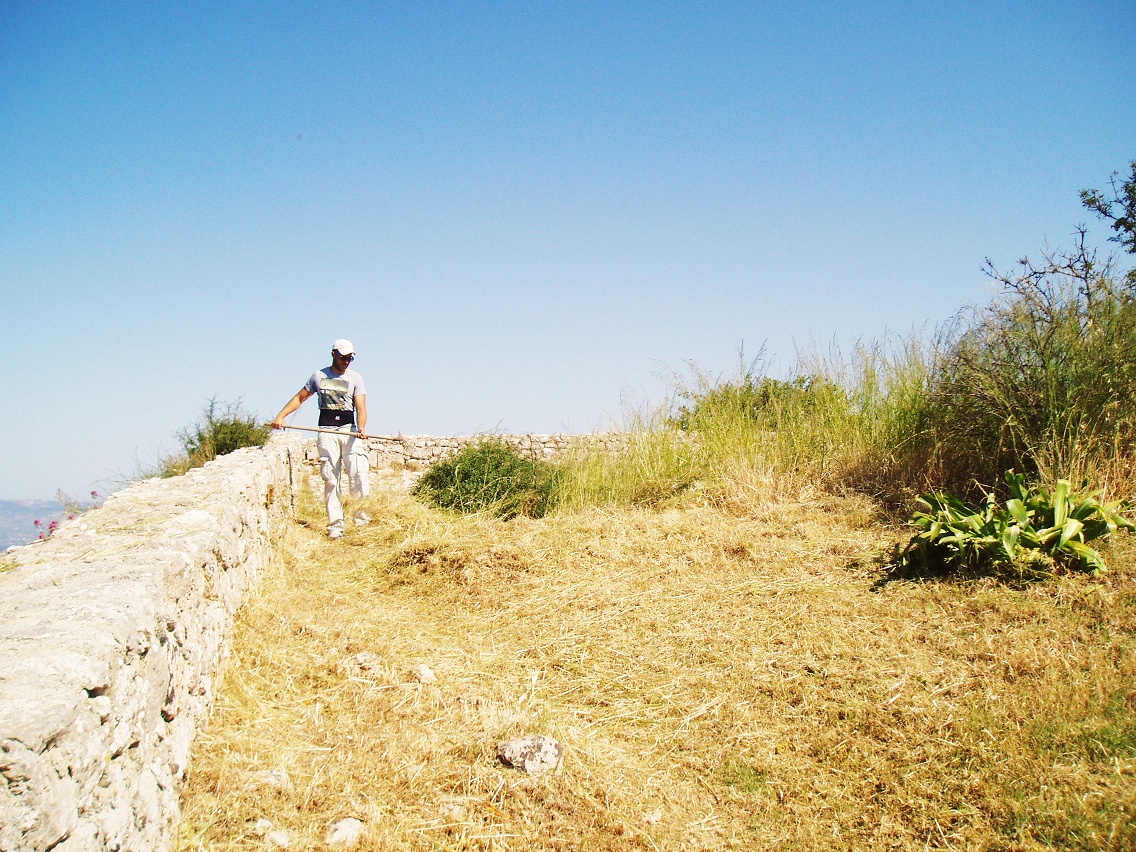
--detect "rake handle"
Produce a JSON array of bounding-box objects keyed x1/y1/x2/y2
[{"x1": 280, "y1": 425, "x2": 367, "y2": 439}]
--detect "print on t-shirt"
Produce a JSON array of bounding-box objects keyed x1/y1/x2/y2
[{"x1": 318, "y1": 376, "x2": 352, "y2": 410}]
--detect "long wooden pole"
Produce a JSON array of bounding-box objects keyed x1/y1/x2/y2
[{"x1": 280, "y1": 425, "x2": 365, "y2": 438}]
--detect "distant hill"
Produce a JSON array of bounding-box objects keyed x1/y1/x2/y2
[{"x1": 0, "y1": 500, "x2": 63, "y2": 550}]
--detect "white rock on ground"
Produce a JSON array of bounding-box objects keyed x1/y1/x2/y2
[
  {"x1": 497, "y1": 735, "x2": 564, "y2": 774},
  {"x1": 325, "y1": 817, "x2": 365, "y2": 848},
  {"x1": 265, "y1": 828, "x2": 292, "y2": 848}
]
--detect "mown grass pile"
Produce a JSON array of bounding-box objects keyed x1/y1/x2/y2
[{"x1": 413, "y1": 440, "x2": 560, "y2": 519}]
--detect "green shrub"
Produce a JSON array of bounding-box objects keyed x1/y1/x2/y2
[
  {"x1": 161, "y1": 397, "x2": 271, "y2": 477},
  {"x1": 896, "y1": 470, "x2": 1134, "y2": 578},
  {"x1": 413, "y1": 440, "x2": 560, "y2": 519},
  {"x1": 928, "y1": 233, "x2": 1136, "y2": 495}
]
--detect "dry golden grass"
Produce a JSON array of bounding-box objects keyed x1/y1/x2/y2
[{"x1": 178, "y1": 474, "x2": 1136, "y2": 851}]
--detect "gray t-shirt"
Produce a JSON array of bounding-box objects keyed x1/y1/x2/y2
[{"x1": 306, "y1": 367, "x2": 366, "y2": 412}]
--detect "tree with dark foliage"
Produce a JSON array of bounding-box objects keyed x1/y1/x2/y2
[{"x1": 1081, "y1": 160, "x2": 1136, "y2": 280}]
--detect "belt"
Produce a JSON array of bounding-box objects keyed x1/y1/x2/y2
[{"x1": 318, "y1": 409, "x2": 356, "y2": 428}]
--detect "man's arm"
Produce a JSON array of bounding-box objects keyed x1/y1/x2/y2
[
  {"x1": 271, "y1": 387, "x2": 314, "y2": 429},
  {"x1": 354, "y1": 394, "x2": 368, "y2": 439}
]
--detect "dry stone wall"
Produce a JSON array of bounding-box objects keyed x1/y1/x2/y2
[
  {"x1": 354, "y1": 432, "x2": 630, "y2": 469},
  {"x1": 0, "y1": 434, "x2": 307, "y2": 852}
]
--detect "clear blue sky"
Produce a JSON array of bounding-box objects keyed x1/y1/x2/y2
[{"x1": 2, "y1": 1, "x2": 1134, "y2": 499}]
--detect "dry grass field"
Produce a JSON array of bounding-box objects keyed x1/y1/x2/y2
[{"x1": 178, "y1": 475, "x2": 1136, "y2": 851}]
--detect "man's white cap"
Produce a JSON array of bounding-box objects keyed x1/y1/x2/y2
[{"x1": 332, "y1": 338, "x2": 355, "y2": 356}]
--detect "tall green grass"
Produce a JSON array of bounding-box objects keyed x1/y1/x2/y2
[
  {"x1": 554, "y1": 423, "x2": 701, "y2": 511},
  {"x1": 553, "y1": 237, "x2": 1136, "y2": 511},
  {"x1": 552, "y1": 339, "x2": 940, "y2": 510}
]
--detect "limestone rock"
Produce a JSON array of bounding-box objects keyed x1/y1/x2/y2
[
  {"x1": 325, "y1": 817, "x2": 365, "y2": 848},
  {"x1": 352, "y1": 651, "x2": 382, "y2": 672},
  {"x1": 497, "y1": 734, "x2": 564, "y2": 774},
  {"x1": 252, "y1": 767, "x2": 293, "y2": 794}
]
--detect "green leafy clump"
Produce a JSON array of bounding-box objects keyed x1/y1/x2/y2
[
  {"x1": 161, "y1": 397, "x2": 272, "y2": 477},
  {"x1": 412, "y1": 440, "x2": 560, "y2": 519},
  {"x1": 897, "y1": 471, "x2": 1134, "y2": 577}
]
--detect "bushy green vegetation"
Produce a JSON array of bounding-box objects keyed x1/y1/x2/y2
[
  {"x1": 931, "y1": 233, "x2": 1136, "y2": 494},
  {"x1": 160, "y1": 397, "x2": 271, "y2": 477},
  {"x1": 556, "y1": 162, "x2": 1136, "y2": 516},
  {"x1": 412, "y1": 440, "x2": 560, "y2": 518},
  {"x1": 553, "y1": 407, "x2": 702, "y2": 511},
  {"x1": 671, "y1": 371, "x2": 846, "y2": 434}
]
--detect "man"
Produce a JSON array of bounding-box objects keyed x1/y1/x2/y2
[{"x1": 272, "y1": 339, "x2": 371, "y2": 539}]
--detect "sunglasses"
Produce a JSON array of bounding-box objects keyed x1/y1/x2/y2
[{"x1": 334, "y1": 351, "x2": 355, "y2": 361}]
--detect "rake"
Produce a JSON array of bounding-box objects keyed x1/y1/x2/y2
[{"x1": 280, "y1": 425, "x2": 367, "y2": 439}]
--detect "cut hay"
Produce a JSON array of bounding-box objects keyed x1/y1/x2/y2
[{"x1": 178, "y1": 478, "x2": 1136, "y2": 850}]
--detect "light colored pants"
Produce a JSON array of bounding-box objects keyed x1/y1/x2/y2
[{"x1": 317, "y1": 427, "x2": 370, "y2": 533}]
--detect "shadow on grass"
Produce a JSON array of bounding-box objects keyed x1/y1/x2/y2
[{"x1": 869, "y1": 548, "x2": 1063, "y2": 591}]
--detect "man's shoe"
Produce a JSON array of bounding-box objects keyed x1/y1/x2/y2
[
  {"x1": 328, "y1": 527, "x2": 343, "y2": 540},
  {"x1": 354, "y1": 511, "x2": 372, "y2": 527}
]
